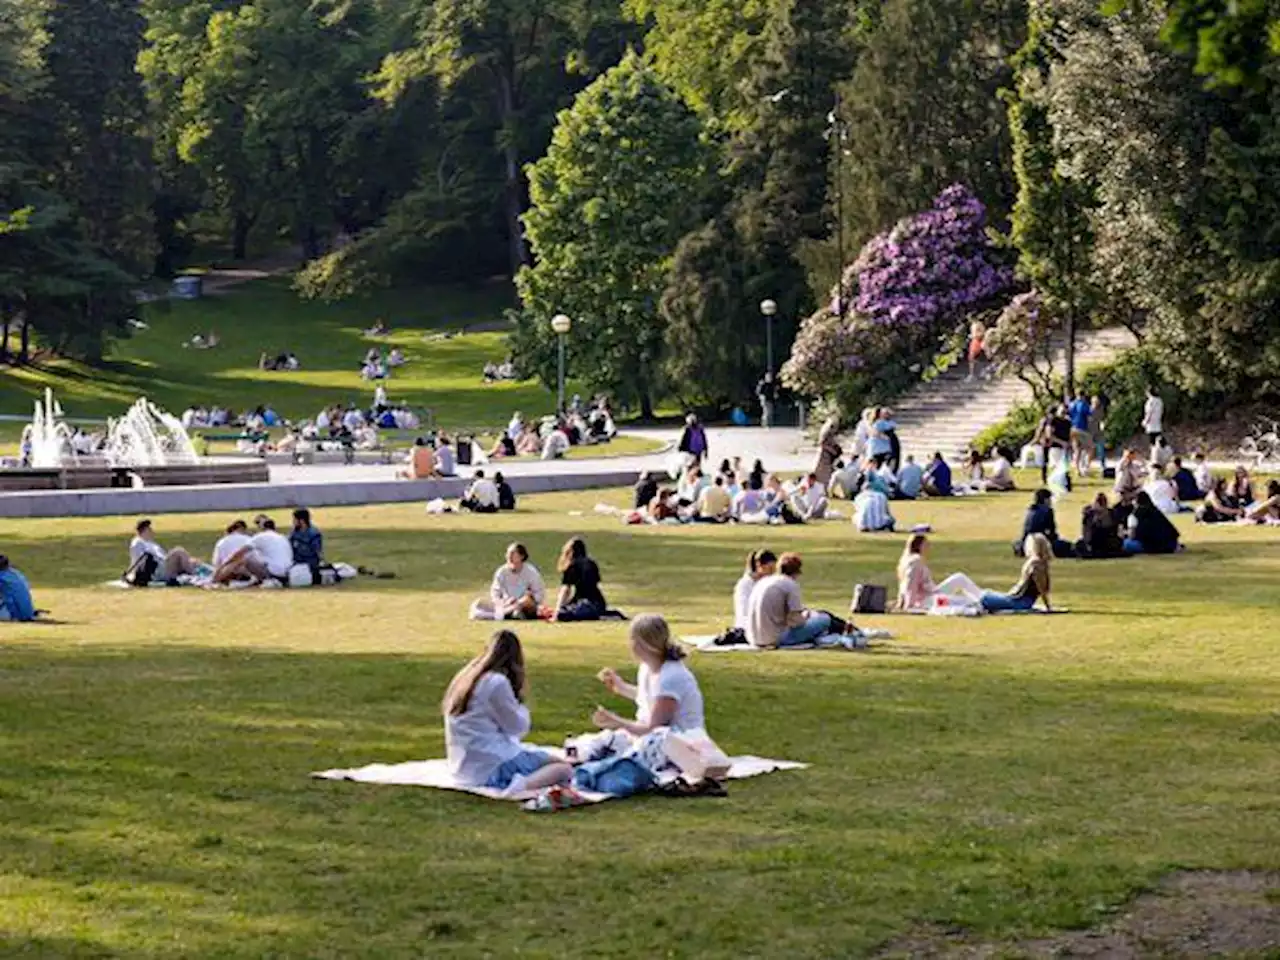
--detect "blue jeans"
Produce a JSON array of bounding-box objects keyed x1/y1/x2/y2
[
  {"x1": 779, "y1": 612, "x2": 835, "y2": 647},
  {"x1": 483, "y1": 749, "x2": 553, "y2": 790},
  {"x1": 1122, "y1": 538, "x2": 1145, "y2": 555},
  {"x1": 980, "y1": 591, "x2": 1036, "y2": 613}
]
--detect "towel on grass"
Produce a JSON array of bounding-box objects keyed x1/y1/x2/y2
[
  {"x1": 684, "y1": 630, "x2": 892, "y2": 653},
  {"x1": 312, "y1": 751, "x2": 806, "y2": 805}
]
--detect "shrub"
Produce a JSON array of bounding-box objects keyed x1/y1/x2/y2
[{"x1": 971, "y1": 400, "x2": 1041, "y2": 456}]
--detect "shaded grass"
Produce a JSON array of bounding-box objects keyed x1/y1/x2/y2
[{"x1": 1, "y1": 484, "x2": 1279, "y2": 957}]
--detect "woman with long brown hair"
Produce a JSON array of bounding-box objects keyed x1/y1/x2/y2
[
  {"x1": 552, "y1": 537, "x2": 607, "y2": 621},
  {"x1": 443, "y1": 630, "x2": 571, "y2": 792}
]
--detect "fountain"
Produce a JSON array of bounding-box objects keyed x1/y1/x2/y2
[{"x1": 1, "y1": 389, "x2": 267, "y2": 491}]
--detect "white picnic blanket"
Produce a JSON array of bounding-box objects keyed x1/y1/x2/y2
[
  {"x1": 312, "y1": 752, "x2": 807, "y2": 804},
  {"x1": 684, "y1": 630, "x2": 891, "y2": 653}
]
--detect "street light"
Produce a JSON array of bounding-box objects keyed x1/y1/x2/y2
[
  {"x1": 759, "y1": 299, "x2": 778, "y2": 378},
  {"x1": 550, "y1": 314, "x2": 572, "y2": 412},
  {"x1": 824, "y1": 93, "x2": 849, "y2": 318}
]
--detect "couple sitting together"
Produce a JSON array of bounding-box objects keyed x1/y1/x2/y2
[
  {"x1": 733, "y1": 550, "x2": 870, "y2": 649},
  {"x1": 1199, "y1": 476, "x2": 1280, "y2": 525},
  {"x1": 469, "y1": 537, "x2": 615, "y2": 622},
  {"x1": 896, "y1": 532, "x2": 1054, "y2": 614},
  {"x1": 444, "y1": 615, "x2": 706, "y2": 795}
]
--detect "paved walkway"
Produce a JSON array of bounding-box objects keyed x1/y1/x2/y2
[{"x1": 269, "y1": 427, "x2": 815, "y2": 485}]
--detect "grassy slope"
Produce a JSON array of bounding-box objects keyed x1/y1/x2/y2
[
  {"x1": 0, "y1": 280, "x2": 574, "y2": 430},
  {"x1": 1, "y1": 480, "x2": 1279, "y2": 957}
]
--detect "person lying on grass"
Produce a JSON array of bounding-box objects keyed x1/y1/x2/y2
[
  {"x1": 1244, "y1": 479, "x2": 1280, "y2": 523},
  {"x1": 470, "y1": 543, "x2": 545, "y2": 621},
  {"x1": 593, "y1": 614, "x2": 706, "y2": 738},
  {"x1": 444, "y1": 629, "x2": 573, "y2": 794}
]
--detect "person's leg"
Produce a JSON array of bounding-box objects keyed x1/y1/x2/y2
[
  {"x1": 1122, "y1": 538, "x2": 1145, "y2": 555},
  {"x1": 519, "y1": 760, "x2": 574, "y2": 791},
  {"x1": 980, "y1": 591, "x2": 1034, "y2": 613},
  {"x1": 936, "y1": 573, "x2": 984, "y2": 602},
  {"x1": 469, "y1": 598, "x2": 498, "y2": 620},
  {"x1": 778, "y1": 612, "x2": 833, "y2": 647},
  {"x1": 165, "y1": 548, "x2": 197, "y2": 578},
  {"x1": 1041, "y1": 445, "x2": 1049, "y2": 484}
]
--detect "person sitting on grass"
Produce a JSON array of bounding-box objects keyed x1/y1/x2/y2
[
  {"x1": 1244, "y1": 479, "x2": 1280, "y2": 523},
  {"x1": 471, "y1": 543, "x2": 545, "y2": 621},
  {"x1": 746, "y1": 552, "x2": 859, "y2": 648},
  {"x1": 460, "y1": 469, "x2": 500, "y2": 513},
  {"x1": 290, "y1": 509, "x2": 325, "y2": 582},
  {"x1": 128, "y1": 519, "x2": 201, "y2": 583},
  {"x1": 922, "y1": 451, "x2": 953, "y2": 497},
  {"x1": 1230, "y1": 465, "x2": 1257, "y2": 507},
  {"x1": 1015, "y1": 489, "x2": 1075, "y2": 558},
  {"x1": 212, "y1": 519, "x2": 269, "y2": 585},
  {"x1": 397, "y1": 438, "x2": 436, "y2": 480},
  {"x1": 516, "y1": 425, "x2": 541, "y2": 456},
  {"x1": 1193, "y1": 452, "x2": 1213, "y2": 498},
  {"x1": 1113, "y1": 448, "x2": 1145, "y2": 505},
  {"x1": 553, "y1": 537, "x2": 608, "y2": 622},
  {"x1": 695, "y1": 475, "x2": 733, "y2": 522},
  {"x1": 1076, "y1": 493, "x2": 1126, "y2": 559},
  {"x1": 213, "y1": 519, "x2": 253, "y2": 569},
  {"x1": 1123, "y1": 492, "x2": 1182, "y2": 555},
  {"x1": 734, "y1": 549, "x2": 777, "y2": 631},
  {"x1": 733, "y1": 476, "x2": 767, "y2": 519},
  {"x1": 791, "y1": 473, "x2": 829, "y2": 520},
  {"x1": 541, "y1": 426, "x2": 569, "y2": 461},
  {"x1": 894, "y1": 534, "x2": 994, "y2": 613},
  {"x1": 495, "y1": 471, "x2": 516, "y2": 511},
  {"x1": 853, "y1": 480, "x2": 896, "y2": 533},
  {"x1": 982, "y1": 447, "x2": 1017, "y2": 492},
  {"x1": 1170, "y1": 456, "x2": 1203, "y2": 502},
  {"x1": 896, "y1": 455, "x2": 924, "y2": 499},
  {"x1": 634, "y1": 471, "x2": 660, "y2": 511},
  {"x1": 0, "y1": 555, "x2": 37, "y2": 622},
  {"x1": 979, "y1": 533, "x2": 1055, "y2": 613},
  {"x1": 593, "y1": 614, "x2": 706, "y2": 739},
  {"x1": 1198, "y1": 476, "x2": 1244, "y2": 524},
  {"x1": 249, "y1": 516, "x2": 294, "y2": 583},
  {"x1": 444, "y1": 630, "x2": 572, "y2": 794},
  {"x1": 433, "y1": 436, "x2": 457, "y2": 478},
  {"x1": 1143, "y1": 464, "x2": 1183, "y2": 515}
]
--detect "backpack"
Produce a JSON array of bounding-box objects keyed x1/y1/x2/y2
[
  {"x1": 851, "y1": 583, "x2": 887, "y2": 614},
  {"x1": 124, "y1": 552, "x2": 159, "y2": 588}
]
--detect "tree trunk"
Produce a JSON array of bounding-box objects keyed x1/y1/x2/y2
[
  {"x1": 232, "y1": 212, "x2": 253, "y2": 261},
  {"x1": 1065, "y1": 309, "x2": 1078, "y2": 396},
  {"x1": 496, "y1": 67, "x2": 528, "y2": 276},
  {"x1": 0, "y1": 306, "x2": 9, "y2": 364},
  {"x1": 19, "y1": 311, "x2": 31, "y2": 364},
  {"x1": 640, "y1": 391, "x2": 655, "y2": 421}
]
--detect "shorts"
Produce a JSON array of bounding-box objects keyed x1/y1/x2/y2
[
  {"x1": 1070, "y1": 428, "x2": 1091, "y2": 445},
  {"x1": 483, "y1": 749, "x2": 553, "y2": 790}
]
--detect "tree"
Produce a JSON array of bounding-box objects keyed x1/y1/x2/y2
[
  {"x1": 1002, "y1": 0, "x2": 1101, "y2": 393},
  {"x1": 512, "y1": 52, "x2": 710, "y2": 416},
  {"x1": 833, "y1": 0, "x2": 1027, "y2": 255}
]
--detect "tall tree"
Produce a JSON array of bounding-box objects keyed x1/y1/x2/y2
[{"x1": 512, "y1": 52, "x2": 710, "y2": 416}]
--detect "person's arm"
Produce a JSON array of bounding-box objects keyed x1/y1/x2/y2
[
  {"x1": 553, "y1": 583, "x2": 572, "y2": 616},
  {"x1": 487, "y1": 675, "x2": 531, "y2": 738},
  {"x1": 594, "y1": 696, "x2": 675, "y2": 737},
  {"x1": 596, "y1": 668, "x2": 637, "y2": 702},
  {"x1": 490, "y1": 568, "x2": 510, "y2": 605},
  {"x1": 528, "y1": 569, "x2": 546, "y2": 605}
]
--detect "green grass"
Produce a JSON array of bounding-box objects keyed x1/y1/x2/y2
[
  {"x1": 2, "y1": 482, "x2": 1279, "y2": 957},
  {"x1": 0, "y1": 279, "x2": 583, "y2": 430}
]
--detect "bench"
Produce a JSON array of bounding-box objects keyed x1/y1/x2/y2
[{"x1": 199, "y1": 432, "x2": 269, "y2": 443}]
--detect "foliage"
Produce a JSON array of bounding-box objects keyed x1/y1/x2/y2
[
  {"x1": 783, "y1": 184, "x2": 1013, "y2": 412},
  {"x1": 971, "y1": 399, "x2": 1042, "y2": 456},
  {"x1": 983, "y1": 289, "x2": 1058, "y2": 405},
  {"x1": 512, "y1": 53, "x2": 710, "y2": 416}
]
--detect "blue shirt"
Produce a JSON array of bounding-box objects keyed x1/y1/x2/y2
[
  {"x1": 898, "y1": 462, "x2": 924, "y2": 498},
  {"x1": 290, "y1": 526, "x2": 324, "y2": 567},
  {"x1": 925, "y1": 459, "x2": 952, "y2": 495},
  {"x1": 0, "y1": 567, "x2": 36, "y2": 621},
  {"x1": 869, "y1": 419, "x2": 897, "y2": 456},
  {"x1": 1068, "y1": 399, "x2": 1091, "y2": 432}
]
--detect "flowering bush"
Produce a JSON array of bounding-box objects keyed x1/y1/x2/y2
[
  {"x1": 783, "y1": 184, "x2": 1013, "y2": 410},
  {"x1": 983, "y1": 289, "x2": 1059, "y2": 402}
]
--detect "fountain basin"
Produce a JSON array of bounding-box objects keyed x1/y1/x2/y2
[{"x1": 0, "y1": 456, "x2": 268, "y2": 491}]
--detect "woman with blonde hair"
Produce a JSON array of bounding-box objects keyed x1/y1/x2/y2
[
  {"x1": 895, "y1": 534, "x2": 987, "y2": 612},
  {"x1": 593, "y1": 614, "x2": 706, "y2": 737},
  {"x1": 979, "y1": 533, "x2": 1054, "y2": 613},
  {"x1": 443, "y1": 630, "x2": 572, "y2": 792}
]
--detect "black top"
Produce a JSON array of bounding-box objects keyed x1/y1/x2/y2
[
  {"x1": 1132, "y1": 505, "x2": 1180, "y2": 554},
  {"x1": 498, "y1": 481, "x2": 516, "y2": 511},
  {"x1": 1050, "y1": 416, "x2": 1072, "y2": 444},
  {"x1": 1079, "y1": 504, "x2": 1124, "y2": 558},
  {"x1": 1022, "y1": 503, "x2": 1058, "y2": 541},
  {"x1": 634, "y1": 477, "x2": 659, "y2": 510},
  {"x1": 1172, "y1": 468, "x2": 1200, "y2": 501},
  {"x1": 562, "y1": 557, "x2": 606, "y2": 609}
]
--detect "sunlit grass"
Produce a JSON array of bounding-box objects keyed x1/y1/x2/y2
[{"x1": 1, "y1": 483, "x2": 1279, "y2": 956}]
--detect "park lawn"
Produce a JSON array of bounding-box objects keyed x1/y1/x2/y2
[
  {"x1": 2, "y1": 483, "x2": 1279, "y2": 957},
  {"x1": 0, "y1": 279, "x2": 584, "y2": 430}
]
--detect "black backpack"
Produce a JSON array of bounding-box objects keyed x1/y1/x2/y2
[
  {"x1": 124, "y1": 552, "x2": 159, "y2": 588},
  {"x1": 851, "y1": 583, "x2": 888, "y2": 614}
]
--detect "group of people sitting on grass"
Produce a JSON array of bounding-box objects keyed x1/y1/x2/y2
[
  {"x1": 445, "y1": 613, "x2": 706, "y2": 799},
  {"x1": 482, "y1": 359, "x2": 518, "y2": 382},
  {"x1": 729, "y1": 549, "x2": 875, "y2": 648},
  {"x1": 631, "y1": 459, "x2": 840, "y2": 527},
  {"x1": 469, "y1": 537, "x2": 617, "y2": 623},
  {"x1": 258, "y1": 351, "x2": 300, "y2": 372},
  {"x1": 485, "y1": 406, "x2": 616, "y2": 462},
  {"x1": 359, "y1": 345, "x2": 407, "y2": 381},
  {"x1": 124, "y1": 509, "x2": 336, "y2": 588}
]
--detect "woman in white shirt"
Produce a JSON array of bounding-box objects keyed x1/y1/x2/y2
[
  {"x1": 733, "y1": 549, "x2": 777, "y2": 630},
  {"x1": 593, "y1": 614, "x2": 706, "y2": 737},
  {"x1": 470, "y1": 543, "x2": 546, "y2": 620},
  {"x1": 443, "y1": 630, "x2": 572, "y2": 792},
  {"x1": 1143, "y1": 465, "x2": 1182, "y2": 515}
]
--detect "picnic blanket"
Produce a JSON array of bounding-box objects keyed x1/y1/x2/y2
[
  {"x1": 684, "y1": 630, "x2": 892, "y2": 653},
  {"x1": 312, "y1": 751, "x2": 807, "y2": 806}
]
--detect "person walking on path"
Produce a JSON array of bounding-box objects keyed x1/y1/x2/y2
[{"x1": 678, "y1": 414, "x2": 708, "y2": 467}]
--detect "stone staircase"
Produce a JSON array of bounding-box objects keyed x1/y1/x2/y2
[{"x1": 889, "y1": 327, "x2": 1138, "y2": 459}]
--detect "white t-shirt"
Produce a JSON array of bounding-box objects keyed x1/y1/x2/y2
[
  {"x1": 445, "y1": 672, "x2": 529, "y2": 786},
  {"x1": 635, "y1": 659, "x2": 705, "y2": 733},
  {"x1": 213, "y1": 532, "x2": 252, "y2": 567},
  {"x1": 250, "y1": 530, "x2": 293, "y2": 577},
  {"x1": 1143, "y1": 396, "x2": 1164, "y2": 433},
  {"x1": 1194, "y1": 461, "x2": 1212, "y2": 494},
  {"x1": 435, "y1": 444, "x2": 456, "y2": 476},
  {"x1": 733, "y1": 573, "x2": 757, "y2": 631},
  {"x1": 374, "y1": 385, "x2": 387, "y2": 407},
  {"x1": 129, "y1": 537, "x2": 166, "y2": 565},
  {"x1": 491, "y1": 563, "x2": 545, "y2": 606},
  {"x1": 467, "y1": 478, "x2": 499, "y2": 508}
]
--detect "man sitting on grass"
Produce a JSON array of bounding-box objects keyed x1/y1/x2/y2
[
  {"x1": 250, "y1": 516, "x2": 295, "y2": 582},
  {"x1": 0, "y1": 555, "x2": 36, "y2": 622},
  {"x1": 128, "y1": 519, "x2": 201, "y2": 584},
  {"x1": 290, "y1": 509, "x2": 325, "y2": 583},
  {"x1": 460, "y1": 469, "x2": 500, "y2": 513},
  {"x1": 212, "y1": 520, "x2": 268, "y2": 585},
  {"x1": 746, "y1": 553, "x2": 855, "y2": 649},
  {"x1": 695, "y1": 475, "x2": 733, "y2": 522}
]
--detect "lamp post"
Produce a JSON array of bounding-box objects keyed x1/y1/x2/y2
[
  {"x1": 825, "y1": 93, "x2": 849, "y2": 318},
  {"x1": 550, "y1": 314, "x2": 572, "y2": 413},
  {"x1": 760, "y1": 299, "x2": 778, "y2": 377}
]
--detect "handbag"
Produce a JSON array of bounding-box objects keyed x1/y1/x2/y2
[
  {"x1": 123, "y1": 552, "x2": 159, "y2": 588},
  {"x1": 851, "y1": 583, "x2": 887, "y2": 614}
]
